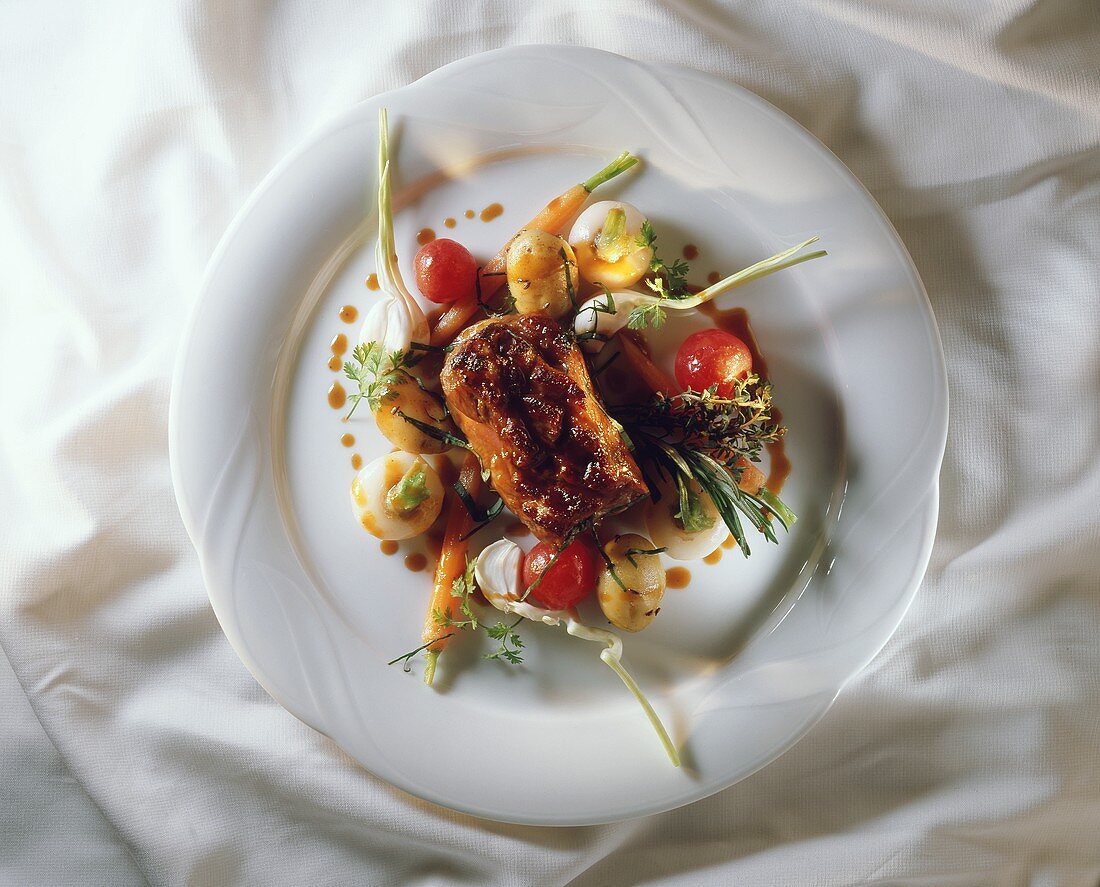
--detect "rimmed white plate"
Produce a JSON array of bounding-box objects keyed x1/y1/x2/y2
[{"x1": 170, "y1": 46, "x2": 947, "y2": 825}]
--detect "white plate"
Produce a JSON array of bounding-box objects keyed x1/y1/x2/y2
[{"x1": 170, "y1": 46, "x2": 947, "y2": 825}]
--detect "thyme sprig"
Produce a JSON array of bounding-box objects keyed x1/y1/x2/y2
[
  {"x1": 612, "y1": 376, "x2": 782, "y2": 465},
  {"x1": 611, "y1": 374, "x2": 795, "y2": 556}
]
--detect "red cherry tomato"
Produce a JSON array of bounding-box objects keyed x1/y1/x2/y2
[
  {"x1": 522, "y1": 538, "x2": 600, "y2": 610},
  {"x1": 674, "y1": 329, "x2": 753, "y2": 395},
  {"x1": 413, "y1": 238, "x2": 478, "y2": 304}
]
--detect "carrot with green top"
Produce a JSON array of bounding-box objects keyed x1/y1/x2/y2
[
  {"x1": 430, "y1": 151, "x2": 639, "y2": 346},
  {"x1": 421, "y1": 452, "x2": 482, "y2": 686}
]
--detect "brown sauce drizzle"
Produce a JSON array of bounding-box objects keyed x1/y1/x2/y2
[
  {"x1": 340, "y1": 433, "x2": 355, "y2": 448},
  {"x1": 479, "y1": 202, "x2": 503, "y2": 222},
  {"x1": 682, "y1": 243, "x2": 699, "y2": 260},
  {"x1": 330, "y1": 333, "x2": 348, "y2": 358},
  {"x1": 417, "y1": 228, "x2": 436, "y2": 245},
  {"x1": 404, "y1": 552, "x2": 428, "y2": 572},
  {"x1": 443, "y1": 217, "x2": 457, "y2": 229},
  {"x1": 327, "y1": 355, "x2": 342, "y2": 371},
  {"x1": 703, "y1": 548, "x2": 722, "y2": 565},
  {"x1": 327, "y1": 381, "x2": 347, "y2": 409},
  {"x1": 699, "y1": 302, "x2": 791, "y2": 493},
  {"x1": 505, "y1": 521, "x2": 530, "y2": 537},
  {"x1": 464, "y1": 209, "x2": 475, "y2": 219},
  {"x1": 366, "y1": 273, "x2": 379, "y2": 291},
  {"x1": 707, "y1": 271, "x2": 720, "y2": 285},
  {"x1": 666, "y1": 567, "x2": 691, "y2": 589},
  {"x1": 380, "y1": 540, "x2": 399, "y2": 556},
  {"x1": 721, "y1": 533, "x2": 736, "y2": 550},
  {"x1": 351, "y1": 453, "x2": 363, "y2": 470},
  {"x1": 339, "y1": 305, "x2": 358, "y2": 323}
]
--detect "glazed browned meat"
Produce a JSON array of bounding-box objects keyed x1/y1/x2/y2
[{"x1": 440, "y1": 313, "x2": 648, "y2": 546}]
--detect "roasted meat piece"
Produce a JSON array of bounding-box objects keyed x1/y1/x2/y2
[{"x1": 440, "y1": 313, "x2": 648, "y2": 546}]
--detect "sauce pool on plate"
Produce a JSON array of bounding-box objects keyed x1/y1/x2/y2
[
  {"x1": 417, "y1": 228, "x2": 436, "y2": 245},
  {"x1": 665, "y1": 567, "x2": 691, "y2": 589},
  {"x1": 338, "y1": 305, "x2": 358, "y2": 323},
  {"x1": 327, "y1": 381, "x2": 347, "y2": 410},
  {"x1": 479, "y1": 202, "x2": 503, "y2": 222},
  {"x1": 366, "y1": 273, "x2": 379, "y2": 291}
]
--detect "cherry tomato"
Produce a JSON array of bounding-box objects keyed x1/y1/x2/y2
[
  {"x1": 522, "y1": 538, "x2": 600, "y2": 610},
  {"x1": 674, "y1": 329, "x2": 753, "y2": 395},
  {"x1": 413, "y1": 238, "x2": 478, "y2": 304}
]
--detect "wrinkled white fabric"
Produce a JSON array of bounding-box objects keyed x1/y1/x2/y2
[{"x1": 2, "y1": 2, "x2": 1098, "y2": 885}]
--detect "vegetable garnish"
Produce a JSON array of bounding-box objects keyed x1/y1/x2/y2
[
  {"x1": 474, "y1": 539, "x2": 680, "y2": 767},
  {"x1": 420, "y1": 453, "x2": 482, "y2": 686},
  {"x1": 359, "y1": 108, "x2": 431, "y2": 352},
  {"x1": 351, "y1": 108, "x2": 825, "y2": 769},
  {"x1": 424, "y1": 556, "x2": 528, "y2": 666},
  {"x1": 626, "y1": 236, "x2": 827, "y2": 330},
  {"x1": 612, "y1": 377, "x2": 796, "y2": 556},
  {"x1": 429, "y1": 151, "x2": 641, "y2": 346}
]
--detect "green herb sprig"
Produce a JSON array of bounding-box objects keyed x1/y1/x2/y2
[{"x1": 342, "y1": 342, "x2": 419, "y2": 420}]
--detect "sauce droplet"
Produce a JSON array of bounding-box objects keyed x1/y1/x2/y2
[
  {"x1": 341, "y1": 433, "x2": 355, "y2": 448},
  {"x1": 479, "y1": 202, "x2": 503, "y2": 222},
  {"x1": 330, "y1": 333, "x2": 348, "y2": 356},
  {"x1": 721, "y1": 533, "x2": 736, "y2": 550},
  {"x1": 366, "y1": 273, "x2": 379, "y2": 291},
  {"x1": 683, "y1": 243, "x2": 699, "y2": 260},
  {"x1": 327, "y1": 381, "x2": 347, "y2": 410},
  {"x1": 707, "y1": 271, "x2": 721, "y2": 285},
  {"x1": 351, "y1": 453, "x2": 363, "y2": 470},
  {"x1": 339, "y1": 305, "x2": 358, "y2": 323},
  {"x1": 666, "y1": 567, "x2": 691, "y2": 589},
  {"x1": 380, "y1": 540, "x2": 398, "y2": 556},
  {"x1": 327, "y1": 355, "x2": 342, "y2": 372},
  {"x1": 699, "y1": 302, "x2": 791, "y2": 493},
  {"x1": 443, "y1": 217, "x2": 456, "y2": 229},
  {"x1": 404, "y1": 552, "x2": 428, "y2": 572},
  {"x1": 505, "y1": 521, "x2": 530, "y2": 537},
  {"x1": 703, "y1": 548, "x2": 722, "y2": 565},
  {"x1": 416, "y1": 228, "x2": 436, "y2": 245},
  {"x1": 464, "y1": 209, "x2": 475, "y2": 219}
]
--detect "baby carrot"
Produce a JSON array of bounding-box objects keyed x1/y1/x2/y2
[
  {"x1": 430, "y1": 151, "x2": 639, "y2": 346},
  {"x1": 421, "y1": 452, "x2": 482, "y2": 686}
]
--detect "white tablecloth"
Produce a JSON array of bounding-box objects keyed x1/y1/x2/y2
[{"x1": 2, "y1": 3, "x2": 1098, "y2": 885}]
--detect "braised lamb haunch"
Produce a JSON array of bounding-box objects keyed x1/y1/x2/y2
[{"x1": 440, "y1": 313, "x2": 648, "y2": 546}]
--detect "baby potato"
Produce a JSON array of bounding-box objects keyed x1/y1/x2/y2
[
  {"x1": 597, "y1": 533, "x2": 666, "y2": 633},
  {"x1": 373, "y1": 375, "x2": 455, "y2": 455},
  {"x1": 350, "y1": 452, "x2": 444, "y2": 540},
  {"x1": 506, "y1": 229, "x2": 579, "y2": 319}
]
